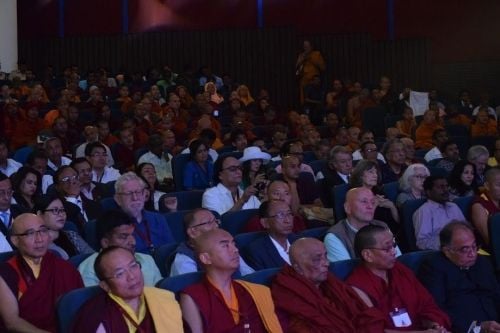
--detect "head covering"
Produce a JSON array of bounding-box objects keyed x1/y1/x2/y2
[{"x1": 239, "y1": 146, "x2": 271, "y2": 163}]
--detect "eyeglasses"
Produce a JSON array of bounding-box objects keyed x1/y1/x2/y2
[
  {"x1": 0, "y1": 189, "x2": 13, "y2": 197},
  {"x1": 12, "y1": 226, "x2": 50, "y2": 240},
  {"x1": 104, "y1": 261, "x2": 142, "y2": 281},
  {"x1": 44, "y1": 208, "x2": 67, "y2": 215},
  {"x1": 447, "y1": 244, "x2": 478, "y2": 255},
  {"x1": 117, "y1": 189, "x2": 145, "y2": 197},
  {"x1": 267, "y1": 211, "x2": 294, "y2": 221},
  {"x1": 366, "y1": 241, "x2": 397, "y2": 253},
  {"x1": 60, "y1": 175, "x2": 78, "y2": 183},
  {"x1": 222, "y1": 165, "x2": 243, "y2": 172},
  {"x1": 190, "y1": 218, "x2": 220, "y2": 229}
]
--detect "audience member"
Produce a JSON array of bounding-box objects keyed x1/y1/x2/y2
[
  {"x1": 471, "y1": 107, "x2": 498, "y2": 138},
  {"x1": 85, "y1": 142, "x2": 121, "y2": 184},
  {"x1": 488, "y1": 138, "x2": 500, "y2": 167},
  {"x1": 11, "y1": 166, "x2": 41, "y2": 212},
  {"x1": 448, "y1": 160, "x2": 476, "y2": 200},
  {"x1": 380, "y1": 138, "x2": 407, "y2": 183},
  {"x1": 26, "y1": 150, "x2": 53, "y2": 193},
  {"x1": 415, "y1": 109, "x2": 442, "y2": 149},
  {"x1": 239, "y1": 146, "x2": 271, "y2": 191},
  {"x1": 70, "y1": 157, "x2": 105, "y2": 202},
  {"x1": 434, "y1": 140, "x2": 461, "y2": 172},
  {"x1": 400, "y1": 137, "x2": 418, "y2": 165},
  {"x1": 424, "y1": 128, "x2": 449, "y2": 162},
  {"x1": 74, "y1": 125, "x2": 114, "y2": 167},
  {"x1": 0, "y1": 138, "x2": 22, "y2": 176},
  {"x1": 183, "y1": 139, "x2": 214, "y2": 190},
  {"x1": 137, "y1": 133, "x2": 173, "y2": 188},
  {"x1": 346, "y1": 224, "x2": 451, "y2": 332},
  {"x1": 44, "y1": 137, "x2": 72, "y2": 174},
  {"x1": 396, "y1": 163, "x2": 429, "y2": 207},
  {"x1": 396, "y1": 106, "x2": 416, "y2": 137},
  {"x1": 0, "y1": 172, "x2": 27, "y2": 237},
  {"x1": 467, "y1": 145, "x2": 490, "y2": 186},
  {"x1": 317, "y1": 146, "x2": 352, "y2": 207},
  {"x1": 180, "y1": 228, "x2": 283, "y2": 333},
  {"x1": 413, "y1": 176, "x2": 466, "y2": 250},
  {"x1": 78, "y1": 209, "x2": 161, "y2": 287}
]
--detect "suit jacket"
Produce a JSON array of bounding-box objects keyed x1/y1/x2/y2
[
  {"x1": 0, "y1": 204, "x2": 26, "y2": 240},
  {"x1": 418, "y1": 252, "x2": 500, "y2": 333},
  {"x1": 243, "y1": 234, "x2": 298, "y2": 270},
  {"x1": 318, "y1": 167, "x2": 348, "y2": 208}
]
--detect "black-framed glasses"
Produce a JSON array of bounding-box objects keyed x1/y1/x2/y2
[
  {"x1": 267, "y1": 211, "x2": 294, "y2": 221},
  {"x1": 190, "y1": 218, "x2": 220, "y2": 229},
  {"x1": 60, "y1": 175, "x2": 78, "y2": 183},
  {"x1": 222, "y1": 165, "x2": 242, "y2": 172},
  {"x1": 104, "y1": 261, "x2": 142, "y2": 281},
  {"x1": 12, "y1": 226, "x2": 50, "y2": 239},
  {"x1": 44, "y1": 208, "x2": 66, "y2": 215},
  {"x1": 446, "y1": 244, "x2": 478, "y2": 255},
  {"x1": 366, "y1": 241, "x2": 397, "y2": 253},
  {"x1": 117, "y1": 189, "x2": 145, "y2": 197}
]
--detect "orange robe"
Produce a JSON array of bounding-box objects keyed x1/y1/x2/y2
[
  {"x1": 415, "y1": 122, "x2": 442, "y2": 149},
  {"x1": 471, "y1": 120, "x2": 498, "y2": 138}
]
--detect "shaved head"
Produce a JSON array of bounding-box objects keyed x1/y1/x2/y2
[
  {"x1": 11, "y1": 213, "x2": 43, "y2": 234},
  {"x1": 194, "y1": 228, "x2": 240, "y2": 273},
  {"x1": 289, "y1": 238, "x2": 329, "y2": 286},
  {"x1": 290, "y1": 237, "x2": 324, "y2": 265},
  {"x1": 194, "y1": 228, "x2": 233, "y2": 254}
]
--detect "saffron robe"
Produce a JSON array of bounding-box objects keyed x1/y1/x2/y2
[
  {"x1": 0, "y1": 251, "x2": 84, "y2": 332},
  {"x1": 271, "y1": 265, "x2": 385, "y2": 333},
  {"x1": 346, "y1": 261, "x2": 451, "y2": 331}
]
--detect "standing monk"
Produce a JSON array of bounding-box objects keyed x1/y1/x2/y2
[{"x1": 296, "y1": 40, "x2": 325, "y2": 104}]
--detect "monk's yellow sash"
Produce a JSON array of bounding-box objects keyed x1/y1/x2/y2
[{"x1": 143, "y1": 287, "x2": 184, "y2": 333}]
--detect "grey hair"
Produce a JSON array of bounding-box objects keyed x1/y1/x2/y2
[
  {"x1": 467, "y1": 145, "x2": 489, "y2": 162},
  {"x1": 399, "y1": 163, "x2": 430, "y2": 192},
  {"x1": 114, "y1": 172, "x2": 147, "y2": 193}
]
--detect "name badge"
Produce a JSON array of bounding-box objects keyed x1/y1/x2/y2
[{"x1": 390, "y1": 308, "x2": 412, "y2": 328}]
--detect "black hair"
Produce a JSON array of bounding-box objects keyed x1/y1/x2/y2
[
  {"x1": 84, "y1": 142, "x2": 106, "y2": 157},
  {"x1": 423, "y1": 175, "x2": 447, "y2": 192},
  {"x1": 94, "y1": 246, "x2": 133, "y2": 281},
  {"x1": 189, "y1": 139, "x2": 207, "y2": 161},
  {"x1": 448, "y1": 160, "x2": 476, "y2": 196},
  {"x1": 354, "y1": 224, "x2": 389, "y2": 259},
  {"x1": 439, "y1": 221, "x2": 474, "y2": 249},
  {"x1": 95, "y1": 210, "x2": 135, "y2": 243}
]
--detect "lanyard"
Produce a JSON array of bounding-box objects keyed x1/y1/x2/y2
[{"x1": 134, "y1": 220, "x2": 154, "y2": 253}]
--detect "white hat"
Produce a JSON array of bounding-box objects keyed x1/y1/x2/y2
[{"x1": 239, "y1": 147, "x2": 271, "y2": 163}]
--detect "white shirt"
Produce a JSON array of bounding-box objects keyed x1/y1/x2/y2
[
  {"x1": 424, "y1": 147, "x2": 443, "y2": 162},
  {"x1": 92, "y1": 166, "x2": 121, "y2": 184},
  {"x1": 0, "y1": 158, "x2": 22, "y2": 176},
  {"x1": 269, "y1": 236, "x2": 291, "y2": 264},
  {"x1": 202, "y1": 183, "x2": 260, "y2": 215},
  {"x1": 137, "y1": 151, "x2": 173, "y2": 181},
  {"x1": 75, "y1": 142, "x2": 115, "y2": 167},
  {"x1": 42, "y1": 174, "x2": 53, "y2": 194},
  {"x1": 47, "y1": 156, "x2": 72, "y2": 172}
]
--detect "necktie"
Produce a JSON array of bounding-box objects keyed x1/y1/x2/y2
[{"x1": 0, "y1": 211, "x2": 9, "y2": 228}]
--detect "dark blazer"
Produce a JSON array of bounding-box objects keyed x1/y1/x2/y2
[
  {"x1": 418, "y1": 252, "x2": 500, "y2": 333},
  {"x1": 0, "y1": 204, "x2": 26, "y2": 239},
  {"x1": 243, "y1": 234, "x2": 298, "y2": 271},
  {"x1": 318, "y1": 167, "x2": 348, "y2": 208}
]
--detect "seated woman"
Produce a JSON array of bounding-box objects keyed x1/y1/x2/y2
[
  {"x1": 136, "y1": 162, "x2": 177, "y2": 212},
  {"x1": 11, "y1": 166, "x2": 41, "y2": 212},
  {"x1": 204, "y1": 81, "x2": 224, "y2": 107},
  {"x1": 448, "y1": 160, "x2": 476, "y2": 201},
  {"x1": 471, "y1": 167, "x2": 500, "y2": 247},
  {"x1": 239, "y1": 146, "x2": 271, "y2": 193},
  {"x1": 396, "y1": 163, "x2": 430, "y2": 208},
  {"x1": 183, "y1": 139, "x2": 214, "y2": 190},
  {"x1": 35, "y1": 193, "x2": 94, "y2": 259},
  {"x1": 349, "y1": 160, "x2": 400, "y2": 233}
]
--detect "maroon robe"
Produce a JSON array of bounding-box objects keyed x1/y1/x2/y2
[
  {"x1": 72, "y1": 290, "x2": 156, "y2": 333},
  {"x1": 182, "y1": 277, "x2": 268, "y2": 333},
  {"x1": 0, "y1": 251, "x2": 84, "y2": 333},
  {"x1": 271, "y1": 265, "x2": 385, "y2": 333},
  {"x1": 346, "y1": 261, "x2": 451, "y2": 331}
]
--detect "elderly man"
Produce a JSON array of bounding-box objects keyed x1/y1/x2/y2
[
  {"x1": 413, "y1": 176, "x2": 465, "y2": 250},
  {"x1": 419, "y1": 222, "x2": 500, "y2": 333},
  {"x1": 170, "y1": 208, "x2": 254, "y2": 276},
  {"x1": 347, "y1": 224, "x2": 451, "y2": 332},
  {"x1": 85, "y1": 142, "x2": 121, "y2": 184},
  {"x1": 78, "y1": 209, "x2": 162, "y2": 287},
  {"x1": 272, "y1": 237, "x2": 384, "y2": 332},
  {"x1": 324, "y1": 187, "x2": 401, "y2": 262},
  {"x1": 381, "y1": 138, "x2": 407, "y2": 183},
  {"x1": 114, "y1": 172, "x2": 174, "y2": 254},
  {"x1": 243, "y1": 200, "x2": 298, "y2": 270},
  {"x1": 317, "y1": 146, "x2": 352, "y2": 207},
  {"x1": 467, "y1": 145, "x2": 490, "y2": 186},
  {"x1": 202, "y1": 155, "x2": 260, "y2": 215},
  {"x1": 0, "y1": 213, "x2": 83, "y2": 332},
  {"x1": 72, "y1": 246, "x2": 183, "y2": 332},
  {"x1": 180, "y1": 228, "x2": 283, "y2": 333}
]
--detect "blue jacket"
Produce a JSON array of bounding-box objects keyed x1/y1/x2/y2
[{"x1": 134, "y1": 210, "x2": 174, "y2": 255}]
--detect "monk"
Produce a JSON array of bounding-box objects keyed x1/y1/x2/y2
[
  {"x1": 0, "y1": 213, "x2": 83, "y2": 333},
  {"x1": 72, "y1": 246, "x2": 183, "y2": 332},
  {"x1": 180, "y1": 228, "x2": 283, "y2": 333},
  {"x1": 346, "y1": 224, "x2": 451, "y2": 332},
  {"x1": 415, "y1": 109, "x2": 443, "y2": 149},
  {"x1": 471, "y1": 107, "x2": 498, "y2": 138},
  {"x1": 271, "y1": 237, "x2": 385, "y2": 333}
]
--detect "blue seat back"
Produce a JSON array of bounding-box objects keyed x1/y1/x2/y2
[
  {"x1": 68, "y1": 253, "x2": 93, "y2": 268},
  {"x1": 298, "y1": 226, "x2": 329, "y2": 240},
  {"x1": 397, "y1": 250, "x2": 437, "y2": 273},
  {"x1": 302, "y1": 151, "x2": 316, "y2": 163},
  {"x1": 400, "y1": 198, "x2": 426, "y2": 252},
  {"x1": 153, "y1": 242, "x2": 179, "y2": 277},
  {"x1": 0, "y1": 251, "x2": 14, "y2": 263},
  {"x1": 239, "y1": 267, "x2": 280, "y2": 286},
  {"x1": 163, "y1": 210, "x2": 190, "y2": 243},
  {"x1": 57, "y1": 286, "x2": 102, "y2": 333},
  {"x1": 329, "y1": 259, "x2": 360, "y2": 280},
  {"x1": 172, "y1": 153, "x2": 191, "y2": 191},
  {"x1": 159, "y1": 190, "x2": 204, "y2": 212},
  {"x1": 307, "y1": 159, "x2": 327, "y2": 175},
  {"x1": 83, "y1": 220, "x2": 100, "y2": 251},
  {"x1": 221, "y1": 209, "x2": 259, "y2": 235},
  {"x1": 99, "y1": 197, "x2": 119, "y2": 212},
  {"x1": 332, "y1": 183, "x2": 350, "y2": 220},
  {"x1": 12, "y1": 146, "x2": 34, "y2": 165},
  {"x1": 382, "y1": 181, "x2": 399, "y2": 203},
  {"x1": 453, "y1": 196, "x2": 474, "y2": 221},
  {"x1": 234, "y1": 231, "x2": 266, "y2": 250}
]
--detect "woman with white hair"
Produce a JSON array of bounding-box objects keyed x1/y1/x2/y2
[{"x1": 396, "y1": 163, "x2": 430, "y2": 207}]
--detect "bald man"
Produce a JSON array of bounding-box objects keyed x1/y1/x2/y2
[
  {"x1": 180, "y1": 228, "x2": 283, "y2": 333},
  {"x1": 324, "y1": 187, "x2": 401, "y2": 262},
  {"x1": 0, "y1": 213, "x2": 83, "y2": 332},
  {"x1": 271, "y1": 238, "x2": 384, "y2": 332}
]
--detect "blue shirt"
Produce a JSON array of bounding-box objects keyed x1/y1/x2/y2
[
  {"x1": 135, "y1": 210, "x2": 175, "y2": 254},
  {"x1": 183, "y1": 160, "x2": 214, "y2": 190}
]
